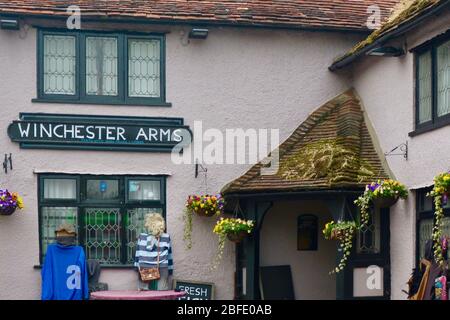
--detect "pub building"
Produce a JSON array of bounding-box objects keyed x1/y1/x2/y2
[{"x1": 0, "y1": 0, "x2": 449, "y2": 300}]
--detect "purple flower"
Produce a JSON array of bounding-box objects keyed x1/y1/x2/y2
[{"x1": 367, "y1": 183, "x2": 380, "y2": 192}]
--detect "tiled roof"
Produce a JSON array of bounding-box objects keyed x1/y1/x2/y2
[
  {"x1": 0, "y1": 0, "x2": 400, "y2": 31},
  {"x1": 221, "y1": 90, "x2": 389, "y2": 195},
  {"x1": 330, "y1": 0, "x2": 448, "y2": 69}
]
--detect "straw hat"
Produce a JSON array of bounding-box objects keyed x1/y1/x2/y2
[{"x1": 55, "y1": 223, "x2": 77, "y2": 236}]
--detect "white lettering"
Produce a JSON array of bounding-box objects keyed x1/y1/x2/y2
[
  {"x1": 17, "y1": 123, "x2": 30, "y2": 137},
  {"x1": 74, "y1": 125, "x2": 84, "y2": 139},
  {"x1": 53, "y1": 124, "x2": 64, "y2": 138},
  {"x1": 85, "y1": 126, "x2": 95, "y2": 139},
  {"x1": 135, "y1": 128, "x2": 148, "y2": 140},
  {"x1": 117, "y1": 127, "x2": 126, "y2": 141}
]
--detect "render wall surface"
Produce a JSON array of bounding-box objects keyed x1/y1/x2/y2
[
  {"x1": 260, "y1": 200, "x2": 336, "y2": 300},
  {"x1": 0, "y1": 22, "x2": 358, "y2": 299},
  {"x1": 351, "y1": 11, "x2": 450, "y2": 300}
]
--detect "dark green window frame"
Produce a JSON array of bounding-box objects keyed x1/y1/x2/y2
[
  {"x1": 38, "y1": 174, "x2": 167, "y2": 267},
  {"x1": 410, "y1": 29, "x2": 450, "y2": 136},
  {"x1": 415, "y1": 187, "x2": 450, "y2": 264},
  {"x1": 35, "y1": 29, "x2": 169, "y2": 107}
]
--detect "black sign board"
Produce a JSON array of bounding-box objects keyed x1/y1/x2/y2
[
  {"x1": 8, "y1": 113, "x2": 192, "y2": 152},
  {"x1": 174, "y1": 279, "x2": 214, "y2": 300}
]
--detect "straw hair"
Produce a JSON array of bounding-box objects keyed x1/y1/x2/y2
[{"x1": 144, "y1": 213, "x2": 165, "y2": 237}]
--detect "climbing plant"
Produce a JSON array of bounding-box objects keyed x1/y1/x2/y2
[{"x1": 427, "y1": 172, "x2": 450, "y2": 266}]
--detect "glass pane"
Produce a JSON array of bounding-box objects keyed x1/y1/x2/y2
[
  {"x1": 357, "y1": 208, "x2": 381, "y2": 254},
  {"x1": 86, "y1": 179, "x2": 119, "y2": 201},
  {"x1": 86, "y1": 37, "x2": 118, "y2": 96},
  {"x1": 43, "y1": 179, "x2": 77, "y2": 200},
  {"x1": 418, "y1": 190, "x2": 433, "y2": 212},
  {"x1": 128, "y1": 39, "x2": 161, "y2": 98},
  {"x1": 43, "y1": 35, "x2": 76, "y2": 95},
  {"x1": 125, "y1": 208, "x2": 163, "y2": 264},
  {"x1": 41, "y1": 207, "x2": 78, "y2": 260},
  {"x1": 84, "y1": 208, "x2": 121, "y2": 265},
  {"x1": 437, "y1": 40, "x2": 450, "y2": 117},
  {"x1": 128, "y1": 180, "x2": 161, "y2": 201},
  {"x1": 418, "y1": 218, "x2": 433, "y2": 260},
  {"x1": 417, "y1": 51, "x2": 433, "y2": 124}
]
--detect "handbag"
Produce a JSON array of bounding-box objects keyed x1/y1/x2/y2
[{"x1": 138, "y1": 237, "x2": 160, "y2": 282}]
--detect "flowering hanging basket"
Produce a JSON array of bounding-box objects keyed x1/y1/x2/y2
[
  {"x1": 226, "y1": 230, "x2": 249, "y2": 243},
  {"x1": 0, "y1": 206, "x2": 16, "y2": 216},
  {"x1": 372, "y1": 195, "x2": 399, "y2": 209},
  {"x1": 193, "y1": 207, "x2": 217, "y2": 217},
  {"x1": 211, "y1": 218, "x2": 255, "y2": 269},
  {"x1": 186, "y1": 195, "x2": 225, "y2": 218},
  {"x1": 183, "y1": 194, "x2": 225, "y2": 250},
  {"x1": 0, "y1": 189, "x2": 24, "y2": 216}
]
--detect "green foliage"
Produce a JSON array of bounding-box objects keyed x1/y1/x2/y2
[{"x1": 427, "y1": 172, "x2": 450, "y2": 266}]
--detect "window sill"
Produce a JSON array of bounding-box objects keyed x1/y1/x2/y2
[
  {"x1": 34, "y1": 265, "x2": 136, "y2": 269},
  {"x1": 409, "y1": 118, "x2": 450, "y2": 137},
  {"x1": 32, "y1": 98, "x2": 172, "y2": 108}
]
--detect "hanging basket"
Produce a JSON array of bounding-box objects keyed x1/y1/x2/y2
[
  {"x1": 329, "y1": 228, "x2": 355, "y2": 241},
  {"x1": 330, "y1": 229, "x2": 344, "y2": 241},
  {"x1": 372, "y1": 196, "x2": 399, "y2": 209},
  {"x1": 226, "y1": 230, "x2": 249, "y2": 243},
  {"x1": 193, "y1": 207, "x2": 216, "y2": 217},
  {"x1": 0, "y1": 206, "x2": 16, "y2": 216}
]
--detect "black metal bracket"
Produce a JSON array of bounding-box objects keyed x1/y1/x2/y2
[
  {"x1": 384, "y1": 141, "x2": 408, "y2": 160},
  {"x1": 3, "y1": 153, "x2": 13, "y2": 174},
  {"x1": 194, "y1": 161, "x2": 207, "y2": 178}
]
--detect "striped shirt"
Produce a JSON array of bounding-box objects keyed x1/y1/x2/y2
[{"x1": 134, "y1": 233, "x2": 173, "y2": 275}]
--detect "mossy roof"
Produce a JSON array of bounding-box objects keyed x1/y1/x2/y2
[
  {"x1": 330, "y1": 0, "x2": 447, "y2": 70},
  {"x1": 221, "y1": 90, "x2": 389, "y2": 195}
]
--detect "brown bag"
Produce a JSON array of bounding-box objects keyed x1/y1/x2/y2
[{"x1": 138, "y1": 237, "x2": 160, "y2": 282}]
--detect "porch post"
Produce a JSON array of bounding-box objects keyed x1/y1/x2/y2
[
  {"x1": 243, "y1": 199, "x2": 258, "y2": 299},
  {"x1": 325, "y1": 195, "x2": 348, "y2": 300},
  {"x1": 243, "y1": 199, "x2": 273, "y2": 300}
]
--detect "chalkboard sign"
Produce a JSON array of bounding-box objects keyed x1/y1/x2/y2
[{"x1": 174, "y1": 279, "x2": 214, "y2": 300}]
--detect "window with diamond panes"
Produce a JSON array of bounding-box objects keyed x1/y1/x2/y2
[
  {"x1": 414, "y1": 32, "x2": 450, "y2": 132},
  {"x1": 125, "y1": 208, "x2": 163, "y2": 264},
  {"x1": 128, "y1": 39, "x2": 161, "y2": 98},
  {"x1": 38, "y1": 31, "x2": 166, "y2": 105},
  {"x1": 38, "y1": 175, "x2": 166, "y2": 266},
  {"x1": 357, "y1": 207, "x2": 381, "y2": 254},
  {"x1": 84, "y1": 208, "x2": 121, "y2": 264},
  {"x1": 43, "y1": 35, "x2": 76, "y2": 95}
]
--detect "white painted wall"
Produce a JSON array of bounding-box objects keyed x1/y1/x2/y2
[
  {"x1": 351, "y1": 11, "x2": 450, "y2": 300},
  {"x1": 260, "y1": 200, "x2": 336, "y2": 300},
  {"x1": 0, "y1": 21, "x2": 360, "y2": 299}
]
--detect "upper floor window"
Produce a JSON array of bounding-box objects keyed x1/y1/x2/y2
[
  {"x1": 37, "y1": 30, "x2": 168, "y2": 106},
  {"x1": 414, "y1": 31, "x2": 450, "y2": 132}
]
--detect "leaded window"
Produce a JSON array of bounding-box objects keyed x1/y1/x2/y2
[
  {"x1": 37, "y1": 30, "x2": 166, "y2": 106},
  {"x1": 357, "y1": 208, "x2": 381, "y2": 254},
  {"x1": 38, "y1": 175, "x2": 166, "y2": 266},
  {"x1": 43, "y1": 35, "x2": 76, "y2": 95},
  {"x1": 414, "y1": 32, "x2": 450, "y2": 133},
  {"x1": 416, "y1": 188, "x2": 450, "y2": 262}
]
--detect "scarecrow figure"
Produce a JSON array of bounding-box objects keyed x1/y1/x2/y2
[{"x1": 135, "y1": 213, "x2": 173, "y2": 291}]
